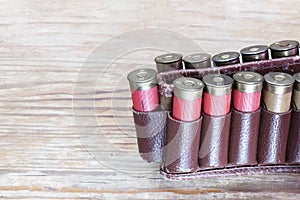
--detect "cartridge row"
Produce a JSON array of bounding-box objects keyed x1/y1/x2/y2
[{"x1": 154, "y1": 40, "x2": 299, "y2": 71}]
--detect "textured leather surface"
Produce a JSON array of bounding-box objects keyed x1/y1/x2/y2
[
  {"x1": 132, "y1": 109, "x2": 168, "y2": 163},
  {"x1": 164, "y1": 114, "x2": 202, "y2": 173},
  {"x1": 258, "y1": 108, "x2": 292, "y2": 165},
  {"x1": 287, "y1": 109, "x2": 300, "y2": 164},
  {"x1": 229, "y1": 108, "x2": 261, "y2": 166},
  {"x1": 133, "y1": 56, "x2": 300, "y2": 179},
  {"x1": 199, "y1": 112, "x2": 231, "y2": 169}
]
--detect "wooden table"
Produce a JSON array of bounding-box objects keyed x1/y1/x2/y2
[{"x1": 0, "y1": 0, "x2": 299, "y2": 199}]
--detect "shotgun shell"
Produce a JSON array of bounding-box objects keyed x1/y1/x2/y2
[
  {"x1": 183, "y1": 53, "x2": 211, "y2": 69},
  {"x1": 127, "y1": 68, "x2": 159, "y2": 112},
  {"x1": 233, "y1": 71, "x2": 264, "y2": 112},
  {"x1": 212, "y1": 52, "x2": 240, "y2": 67},
  {"x1": 154, "y1": 53, "x2": 183, "y2": 73},
  {"x1": 202, "y1": 74, "x2": 233, "y2": 116},
  {"x1": 263, "y1": 72, "x2": 295, "y2": 113},
  {"x1": 172, "y1": 77, "x2": 204, "y2": 122},
  {"x1": 293, "y1": 73, "x2": 300, "y2": 110},
  {"x1": 269, "y1": 40, "x2": 299, "y2": 58},
  {"x1": 240, "y1": 45, "x2": 269, "y2": 62}
]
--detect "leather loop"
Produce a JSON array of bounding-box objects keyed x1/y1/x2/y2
[
  {"x1": 164, "y1": 114, "x2": 202, "y2": 173},
  {"x1": 286, "y1": 109, "x2": 300, "y2": 164},
  {"x1": 229, "y1": 108, "x2": 261, "y2": 166},
  {"x1": 132, "y1": 109, "x2": 168, "y2": 163},
  {"x1": 258, "y1": 108, "x2": 292, "y2": 165},
  {"x1": 199, "y1": 112, "x2": 231, "y2": 169}
]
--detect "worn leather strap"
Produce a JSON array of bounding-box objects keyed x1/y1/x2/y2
[
  {"x1": 199, "y1": 112, "x2": 231, "y2": 169},
  {"x1": 229, "y1": 108, "x2": 261, "y2": 166},
  {"x1": 164, "y1": 114, "x2": 202, "y2": 173},
  {"x1": 132, "y1": 109, "x2": 168, "y2": 163},
  {"x1": 258, "y1": 108, "x2": 291, "y2": 165}
]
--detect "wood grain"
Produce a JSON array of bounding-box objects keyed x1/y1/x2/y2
[{"x1": 0, "y1": 0, "x2": 299, "y2": 199}]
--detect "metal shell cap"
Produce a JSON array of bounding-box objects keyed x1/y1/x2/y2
[
  {"x1": 264, "y1": 72, "x2": 295, "y2": 86},
  {"x1": 127, "y1": 68, "x2": 157, "y2": 90},
  {"x1": 240, "y1": 45, "x2": 269, "y2": 55},
  {"x1": 270, "y1": 40, "x2": 299, "y2": 51},
  {"x1": 173, "y1": 77, "x2": 204, "y2": 100},
  {"x1": 183, "y1": 53, "x2": 211, "y2": 64},
  {"x1": 233, "y1": 71, "x2": 264, "y2": 93},
  {"x1": 203, "y1": 74, "x2": 233, "y2": 95},
  {"x1": 154, "y1": 53, "x2": 183, "y2": 64},
  {"x1": 212, "y1": 52, "x2": 240, "y2": 63},
  {"x1": 269, "y1": 40, "x2": 299, "y2": 58},
  {"x1": 264, "y1": 72, "x2": 295, "y2": 94}
]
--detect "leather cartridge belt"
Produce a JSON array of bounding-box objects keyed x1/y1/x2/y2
[{"x1": 132, "y1": 56, "x2": 300, "y2": 180}]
